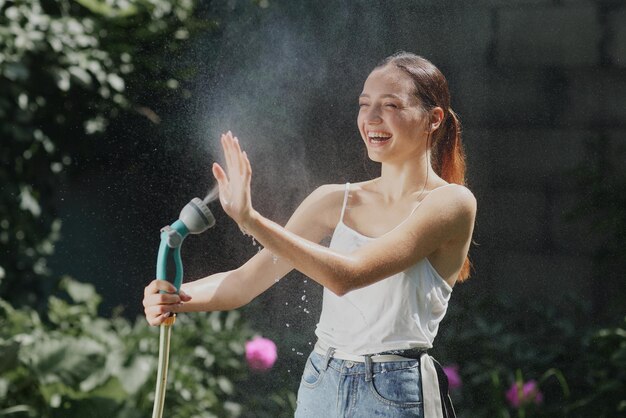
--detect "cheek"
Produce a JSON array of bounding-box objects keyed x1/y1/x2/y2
[
  {"x1": 357, "y1": 110, "x2": 364, "y2": 125},
  {"x1": 356, "y1": 113, "x2": 366, "y2": 136}
]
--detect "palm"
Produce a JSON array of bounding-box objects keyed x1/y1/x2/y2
[{"x1": 212, "y1": 131, "x2": 253, "y2": 226}]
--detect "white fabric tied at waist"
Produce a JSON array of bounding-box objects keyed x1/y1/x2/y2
[
  {"x1": 420, "y1": 353, "x2": 444, "y2": 418},
  {"x1": 313, "y1": 342, "x2": 446, "y2": 418}
]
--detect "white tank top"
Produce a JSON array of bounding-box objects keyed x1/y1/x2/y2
[{"x1": 314, "y1": 182, "x2": 454, "y2": 355}]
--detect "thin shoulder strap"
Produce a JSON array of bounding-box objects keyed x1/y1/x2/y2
[
  {"x1": 339, "y1": 182, "x2": 350, "y2": 223},
  {"x1": 407, "y1": 183, "x2": 457, "y2": 218}
]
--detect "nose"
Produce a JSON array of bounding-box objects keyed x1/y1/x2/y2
[{"x1": 363, "y1": 104, "x2": 382, "y2": 124}]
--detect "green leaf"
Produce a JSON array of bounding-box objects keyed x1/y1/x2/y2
[
  {"x1": 116, "y1": 355, "x2": 155, "y2": 395},
  {"x1": 74, "y1": 0, "x2": 138, "y2": 18},
  {"x1": 106, "y1": 73, "x2": 125, "y2": 92},
  {"x1": 2, "y1": 62, "x2": 29, "y2": 81},
  {"x1": 62, "y1": 277, "x2": 99, "y2": 306},
  {"x1": 22, "y1": 335, "x2": 106, "y2": 387},
  {"x1": 68, "y1": 66, "x2": 93, "y2": 87},
  {"x1": 0, "y1": 405, "x2": 36, "y2": 416},
  {"x1": 0, "y1": 339, "x2": 20, "y2": 373}
]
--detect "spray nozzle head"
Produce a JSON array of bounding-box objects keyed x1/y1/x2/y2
[{"x1": 179, "y1": 197, "x2": 215, "y2": 234}]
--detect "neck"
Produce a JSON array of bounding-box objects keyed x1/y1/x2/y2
[{"x1": 375, "y1": 153, "x2": 440, "y2": 202}]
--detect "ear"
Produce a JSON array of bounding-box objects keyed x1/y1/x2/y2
[{"x1": 429, "y1": 107, "x2": 445, "y2": 133}]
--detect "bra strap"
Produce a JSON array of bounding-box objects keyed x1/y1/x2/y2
[{"x1": 339, "y1": 182, "x2": 350, "y2": 224}]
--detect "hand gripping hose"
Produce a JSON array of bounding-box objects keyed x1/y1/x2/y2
[{"x1": 152, "y1": 198, "x2": 215, "y2": 418}]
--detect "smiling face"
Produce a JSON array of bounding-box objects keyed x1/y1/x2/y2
[{"x1": 357, "y1": 65, "x2": 430, "y2": 163}]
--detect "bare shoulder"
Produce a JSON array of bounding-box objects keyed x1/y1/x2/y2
[
  {"x1": 434, "y1": 183, "x2": 477, "y2": 212},
  {"x1": 306, "y1": 183, "x2": 347, "y2": 208},
  {"x1": 423, "y1": 183, "x2": 477, "y2": 233},
  {"x1": 287, "y1": 183, "x2": 348, "y2": 233}
]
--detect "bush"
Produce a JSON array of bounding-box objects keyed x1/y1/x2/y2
[
  {"x1": 433, "y1": 294, "x2": 625, "y2": 417},
  {"x1": 0, "y1": 0, "x2": 205, "y2": 306},
  {"x1": 0, "y1": 277, "x2": 258, "y2": 417}
]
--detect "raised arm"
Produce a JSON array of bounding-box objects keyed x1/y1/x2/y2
[
  {"x1": 213, "y1": 132, "x2": 476, "y2": 297},
  {"x1": 179, "y1": 184, "x2": 342, "y2": 308},
  {"x1": 142, "y1": 182, "x2": 344, "y2": 325}
]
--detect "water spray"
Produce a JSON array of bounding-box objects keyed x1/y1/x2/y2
[{"x1": 152, "y1": 195, "x2": 216, "y2": 418}]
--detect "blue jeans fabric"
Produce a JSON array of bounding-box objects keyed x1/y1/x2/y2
[{"x1": 295, "y1": 350, "x2": 424, "y2": 418}]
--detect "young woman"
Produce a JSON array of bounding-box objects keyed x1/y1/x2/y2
[{"x1": 143, "y1": 52, "x2": 476, "y2": 417}]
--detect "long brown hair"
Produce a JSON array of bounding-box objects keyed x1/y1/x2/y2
[{"x1": 376, "y1": 52, "x2": 472, "y2": 281}]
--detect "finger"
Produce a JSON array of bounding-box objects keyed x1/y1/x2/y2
[
  {"x1": 223, "y1": 133, "x2": 238, "y2": 177},
  {"x1": 147, "y1": 314, "x2": 164, "y2": 326},
  {"x1": 145, "y1": 303, "x2": 180, "y2": 319},
  {"x1": 143, "y1": 292, "x2": 181, "y2": 308},
  {"x1": 145, "y1": 279, "x2": 177, "y2": 296},
  {"x1": 233, "y1": 137, "x2": 246, "y2": 176},
  {"x1": 154, "y1": 313, "x2": 171, "y2": 326},
  {"x1": 228, "y1": 133, "x2": 242, "y2": 174},
  {"x1": 179, "y1": 291, "x2": 192, "y2": 302},
  {"x1": 242, "y1": 150, "x2": 252, "y2": 178},
  {"x1": 212, "y1": 163, "x2": 231, "y2": 206},
  {"x1": 147, "y1": 312, "x2": 172, "y2": 326},
  {"x1": 242, "y1": 151, "x2": 252, "y2": 193},
  {"x1": 220, "y1": 134, "x2": 234, "y2": 177},
  {"x1": 212, "y1": 162, "x2": 228, "y2": 186}
]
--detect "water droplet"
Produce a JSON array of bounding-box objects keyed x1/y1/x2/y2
[
  {"x1": 286, "y1": 323, "x2": 290, "y2": 327},
  {"x1": 303, "y1": 279, "x2": 307, "y2": 283},
  {"x1": 292, "y1": 348, "x2": 295, "y2": 351},
  {"x1": 301, "y1": 295, "x2": 306, "y2": 301},
  {"x1": 285, "y1": 302, "x2": 288, "y2": 305},
  {"x1": 252, "y1": 237, "x2": 257, "y2": 246}
]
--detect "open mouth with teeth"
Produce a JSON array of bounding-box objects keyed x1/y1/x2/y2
[{"x1": 367, "y1": 131, "x2": 393, "y2": 145}]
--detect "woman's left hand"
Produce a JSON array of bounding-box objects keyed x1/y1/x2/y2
[{"x1": 212, "y1": 131, "x2": 255, "y2": 228}]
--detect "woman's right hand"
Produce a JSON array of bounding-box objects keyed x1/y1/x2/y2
[{"x1": 142, "y1": 279, "x2": 192, "y2": 326}]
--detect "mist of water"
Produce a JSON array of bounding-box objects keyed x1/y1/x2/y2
[
  {"x1": 181, "y1": 1, "x2": 409, "y2": 365},
  {"x1": 202, "y1": 183, "x2": 219, "y2": 205}
]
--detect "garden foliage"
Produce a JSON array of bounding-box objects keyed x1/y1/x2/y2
[
  {"x1": 434, "y1": 295, "x2": 626, "y2": 417},
  {"x1": 0, "y1": 277, "x2": 256, "y2": 417},
  {"x1": 0, "y1": 0, "x2": 206, "y2": 306}
]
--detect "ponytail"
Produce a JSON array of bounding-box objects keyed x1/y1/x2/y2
[
  {"x1": 434, "y1": 109, "x2": 466, "y2": 186},
  {"x1": 432, "y1": 108, "x2": 472, "y2": 282}
]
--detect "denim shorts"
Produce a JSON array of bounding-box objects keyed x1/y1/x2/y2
[{"x1": 295, "y1": 349, "x2": 424, "y2": 418}]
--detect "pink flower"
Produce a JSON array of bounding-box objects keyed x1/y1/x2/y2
[
  {"x1": 443, "y1": 365, "x2": 462, "y2": 390},
  {"x1": 506, "y1": 379, "x2": 543, "y2": 408},
  {"x1": 245, "y1": 336, "x2": 277, "y2": 371}
]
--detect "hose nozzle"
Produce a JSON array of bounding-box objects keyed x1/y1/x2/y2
[
  {"x1": 157, "y1": 197, "x2": 216, "y2": 293},
  {"x1": 179, "y1": 197, "x2": 215, "y2": 234}
]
